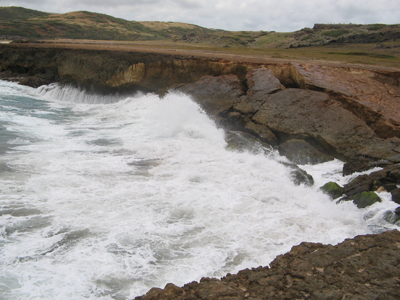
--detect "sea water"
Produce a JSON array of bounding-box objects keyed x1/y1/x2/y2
[{"x1": 0, "y1": 80, "x2": 398, "y2": 300}]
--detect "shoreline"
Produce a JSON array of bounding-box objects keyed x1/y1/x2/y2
[{"x1": 1, "y1": 42, "x2": 400, "y2": 299}]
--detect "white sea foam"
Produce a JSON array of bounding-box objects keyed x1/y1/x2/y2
[{"x1": 0, "y1": 82, "x2": 397, "y2": 299}]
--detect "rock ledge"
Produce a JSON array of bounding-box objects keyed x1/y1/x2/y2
[{"x1": 136, "y1": 230, "x2": 400, "y2": 300}]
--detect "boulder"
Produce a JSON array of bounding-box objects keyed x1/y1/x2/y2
[
  {"x1": 343, "y1": 174, "x2": 374, "y2": 196},
  {"x1": 342, "y1": 159, "x2": 372, "y2": 176},
  {"x1": 278, "y1": 139, "x2": 334, "y2": 165},
  {"x1": 391, "y1": 188, "x2": 400, "y2": 205},
  {"x1": 280, "y1": 162, "x2": 314, "y2": 187},
  {"x1": 352, "y1": 191, "x2": 382, "y2": 208},
  {"x1": 382, "y1": 210, "x2": 400, "y2": 224},
  {"x1": 245, "y1": 67, "x2": 282, "y2": 98},
  {"x1": 319, "y1": 182, "x2": 344, "y2": 199},
  {"x1": 243, "y1": 122, "x2": 278, "y2": 146},
  {"x1": 177, "y1": 74, "x2": 244, "y2": 117}
]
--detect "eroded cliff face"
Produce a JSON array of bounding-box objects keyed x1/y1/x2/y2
[{"x1": 1, "y1": 44, "x2": 400, "y2": 163}]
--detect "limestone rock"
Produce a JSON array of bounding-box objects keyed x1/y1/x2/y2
[
  {"x1": 135, "y1": 230, "x2": 400, "y2": 300},
  {"x1": 290, "y1": 62, "x2": 400, "y2": 139},
  {"x1": 278, "y1": 139, "x2": 334, "y2": 165},
  {"x1": 177, "y1": 74, "x2": 244, "y2": 117},
  {"x1": 252, "y1": 88, "x2": 397, "y2": 160},
  {"x1": 245, "y1": 67, "x2": 282, "y2": 98}
]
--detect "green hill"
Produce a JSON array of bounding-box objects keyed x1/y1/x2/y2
[
  {"x1": 0, "y1": 6, "x2": 50, "y2": 21},
  {"x1": 0, "y1": 6, "x2": 399, "y2": 51}
]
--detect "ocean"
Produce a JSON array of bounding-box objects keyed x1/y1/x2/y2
[{"x1": 0, "y1": 80, "x2": 397, "y2": 299}]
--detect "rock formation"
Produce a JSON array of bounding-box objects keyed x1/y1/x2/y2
[
  {"x1": 1, "y1": 43, "x2": 400, "y2": 300},
  {"x1": 135, "y1": 230, "x2": 400, "y2": 300}
]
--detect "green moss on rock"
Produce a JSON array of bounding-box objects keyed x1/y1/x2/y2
[
  {"x1": 353, "y1": 192, "x2": 381, "y2": 208},
  {"x1": 319, "y1": 182, "x2": 344, "y2": 199}
]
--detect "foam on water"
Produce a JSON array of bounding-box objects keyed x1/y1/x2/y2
[{"x1": 0, "y1": 81, "x2": 398, "y2": 299}]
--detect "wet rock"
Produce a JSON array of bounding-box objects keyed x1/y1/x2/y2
[
  {"x1": 220, "y1": 112, "x2": 250, "y2": 131},
  {"x1": 395, "y1": 207, "x2": 400, "y2": 215},
  {"x1": 343, "y1": 164, "x2": 400, "y2": 195},
  {"x1": 342, "y1": 158, "x2": 372, "y2": 176},
  {"x1": 135, "y1": 230, "x2": 400, "y2": 300},
  {"x1": 391, "y1": 188, "x2": 400, "y2": 204},
  {"x1": 278, "y1": 139, "x2": 334, "y2": 165},
  {"x1": 343, "y1": 174, "x2": 374, "y2": 196},
  {"x1": 384, "y1": 184, "x2": 398, "y2": 192},
  {"x1": 352, "y1": 191, "x2": 382, "y2": 208},
  {"x1": 319, "y1": 182, "x2": 344, "y2": 200},
  {"x1": 383, "y1": 210, "x2": 400, "y2": 224},
  {"x1": 243, "y1": 122, "x2": 278, "y2": 146},
  {"x1": 280, "y1": 162, "x2": 314, "y2": 187},
  {"x1": 225, "y1": 131, "x2": 272, "y2": 155}
]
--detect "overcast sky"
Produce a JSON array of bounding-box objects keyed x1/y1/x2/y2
[{"x1": 0, "y1": 0, "x2": 399, "y2": 32}]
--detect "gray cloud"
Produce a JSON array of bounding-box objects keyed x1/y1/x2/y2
[{"x1": 0, "y1": 0, "x2": 399, "y2": 31}]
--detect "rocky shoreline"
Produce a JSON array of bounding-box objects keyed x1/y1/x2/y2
[
  {"x1": 135, "y1": 230, "x2": 400, "y2": 300},
  {"x1": 1, "y1": 43, "x2": 400, "y2": 298}
]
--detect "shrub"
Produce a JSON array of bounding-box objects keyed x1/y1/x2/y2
[{"x1": 322, "y1": 30, "x2": 350, "y2": 37}]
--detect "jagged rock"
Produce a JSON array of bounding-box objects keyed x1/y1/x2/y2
[
  {"x1": 319, "y1": 182, "x2": 344, "y2": 199},
  {"x1": 352, "y1": 191, "x2": 382, "y2": 208},
  {"x1": 245, "y1": 67, "x2": 282, "y2": 98},
  {"x1": 135, "y1": 230, "x2": 400, "y2": 300},
  {"x1": 342, "y1": 158, "x2": 372, "y2": 176},
  {"x1": 278, "y1": 139, "x2": 334, "y2": 165},
  {"x1": 391, "y1": 188, "x2": 400, "y2": 204},
  {"x1": 280, "y1": 162, "x2": 314, "y2": 186}
]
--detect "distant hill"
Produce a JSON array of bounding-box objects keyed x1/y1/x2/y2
[
  {"x1": 0, "y1": 6, "x2": 50, "y2": 21},
  {"x1": 0, "y1": 6, "x2": 399, "y2": 49}
]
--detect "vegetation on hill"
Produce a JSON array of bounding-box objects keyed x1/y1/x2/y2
[
  {"x1": 0, "y1": 6, "x2": 49, "y2": 21},
  {"x1": 0, "y1": 7, "x2": 399, "y2": 68}
]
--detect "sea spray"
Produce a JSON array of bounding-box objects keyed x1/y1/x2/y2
[{"x1": 0, "y1": 81, "x2": 397, "y2": 299}]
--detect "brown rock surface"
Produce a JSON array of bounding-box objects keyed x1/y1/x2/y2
[
  {"x1": 252, "y1": 88, "x2": 397, "y2": 160},
  {"x1": 135, "y1": 230, "x2": 400, "y2": 300},
  {"x1": 290, "y1": 62, "x2": 400, "y2": 139}
]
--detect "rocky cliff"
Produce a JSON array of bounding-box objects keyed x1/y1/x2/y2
[{"x1": 2, "y1": 43, "x2": 400, "y2": 299}]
